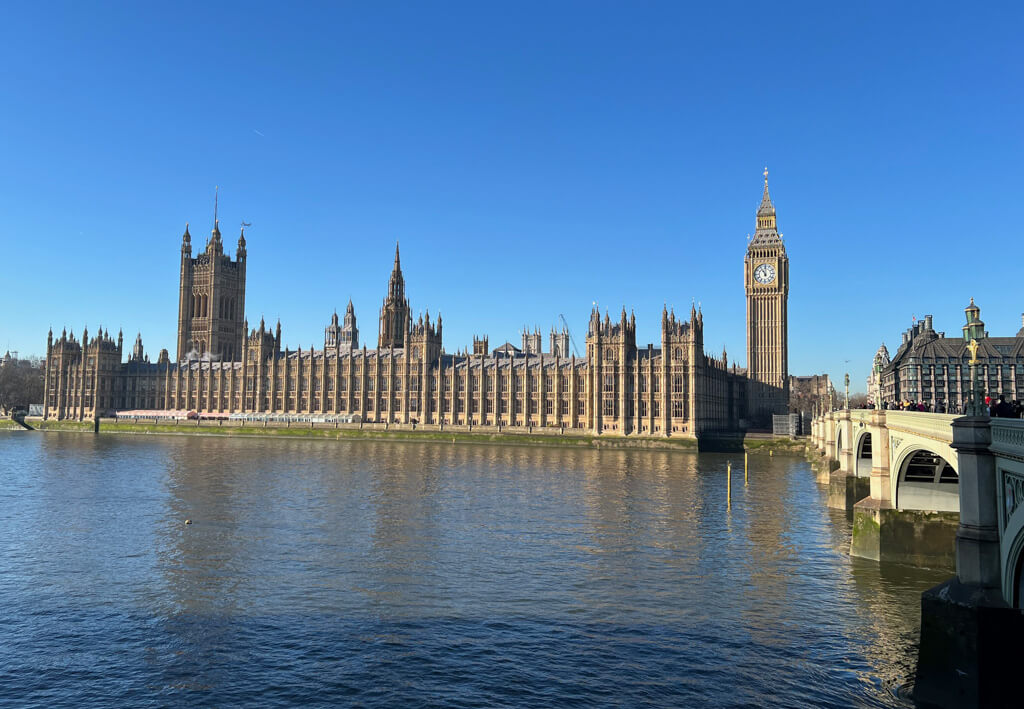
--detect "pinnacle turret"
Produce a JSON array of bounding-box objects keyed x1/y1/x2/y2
[
  {"x1": 757, "y1": 166, "x2": 775, "y2": 217},
  {"x1": 750, "y1": 166, "x2": 783, "y2": 246}
]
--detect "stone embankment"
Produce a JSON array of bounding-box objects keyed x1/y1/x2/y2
[{"x1": 5, "y1": 417, "x2": 808, "y2": 454}]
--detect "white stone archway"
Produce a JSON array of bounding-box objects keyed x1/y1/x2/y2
[
  {"x1": 892, "y1": 446, "x2": 959, "y2": 512},
  {"x1": 854, "y1": 430, "x2": 873, "y2": 479}
]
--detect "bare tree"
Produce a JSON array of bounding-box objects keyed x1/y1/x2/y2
[
  {"x1": 849, "y1": 393, "x2": 869, "y2": 409},
  {"x1": 0, "y1": 358, "x2": 44, "y2": 414}
]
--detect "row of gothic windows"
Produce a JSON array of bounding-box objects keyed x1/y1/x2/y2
[{"x1": 191, "y1": 292, "x2": 238, "y2": 320}]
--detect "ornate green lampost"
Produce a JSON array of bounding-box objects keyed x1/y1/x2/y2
[
  {"x1": 966, "y1": 338, "x2": 985, "y2": 416},
  {"x1": 844, "y1": 373, "x2": 850, "y2": 410}
]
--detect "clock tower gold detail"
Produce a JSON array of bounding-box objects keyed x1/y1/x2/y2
[{"x1": 744, "y1": 168, "x2": 789, "y2": 423}]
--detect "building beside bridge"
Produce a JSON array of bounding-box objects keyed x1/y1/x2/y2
[
  {"x1": 42, "y1": 172, "x2": 792, "y2": 436},
  {"x1": 877, "y1": 300, "x2": 1024, "y2": 410}
]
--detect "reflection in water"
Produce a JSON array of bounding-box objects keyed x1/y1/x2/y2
[{"x1": 0, "y1": 431, "x2": 945, "y2": 707}]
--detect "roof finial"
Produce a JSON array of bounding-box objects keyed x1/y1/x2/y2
[
  {"x1": 210, "y1": 186, "x2": 222, "y2": 241},
  {"x1": 763, "y1": 165, "x2": 768, "y2": 185}
]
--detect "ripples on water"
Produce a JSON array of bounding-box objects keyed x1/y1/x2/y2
[{"x1": 0, "y1": 432, "x2": 950, "y2": 707}]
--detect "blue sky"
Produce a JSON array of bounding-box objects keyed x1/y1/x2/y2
[{"x1": 1, "y1": 2, "x2": 1020, "y2": 391}]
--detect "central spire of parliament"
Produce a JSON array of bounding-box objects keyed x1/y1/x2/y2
[{"x1": 379, "y1": 241, "x2": 410, "y2": 348}]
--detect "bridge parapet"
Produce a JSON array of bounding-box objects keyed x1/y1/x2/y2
[
  {"x1": 848, "y1": 409, "x2": 871, "y2": 425},
  {"x1": 988, "y1": 418, "x2": 1024, "y2": 606},
  {"x1": 884, "y1": 411, "x2": 958, "y2": 440}
]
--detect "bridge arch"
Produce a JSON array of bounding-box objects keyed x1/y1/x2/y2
[
  {"x1": 1008, "y1": 533, "x2": 1024, "y2": 609},
  {"x1": 892, "y1": 446, "x2": 959, "y2": 511},
  {"x1": 834, "y1": 424, "x2": 844, "y2": 462},
  {"x1": 1001, "y1": 473, "x2": 1024, "y2": 608},
  {"x1": 854, "y1": 430, "x2": 873, "y2": 478}
]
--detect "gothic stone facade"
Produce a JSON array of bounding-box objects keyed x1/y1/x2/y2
[
  {"x1": 176, "y1": 220, "x2": 247, "y2": 362},
  {"x1": 44, "y1": 176, "x2": 789, "y2": 435}
]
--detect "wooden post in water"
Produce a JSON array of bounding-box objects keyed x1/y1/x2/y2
[
  {"x1": 744, "y1": 452, "x2": 748, "y2": 485},
  {"x1": 726, "y1": 461, "x2": 732, "y2": 508}
]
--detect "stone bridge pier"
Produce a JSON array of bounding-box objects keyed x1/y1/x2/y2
[
  {"x1": 812, "y1": 409, "x2": 960, "y2": 568},
  {"x1": 812, "y1": 410, "x2": 1024, "y2": 706},
  {"x1": 914, "y1": 416, "x2": 1024, "y2": 708}
]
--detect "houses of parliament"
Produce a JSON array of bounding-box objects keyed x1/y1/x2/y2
[{"x1": 42, "y1": 173, "x2": 790, "y2": 436}]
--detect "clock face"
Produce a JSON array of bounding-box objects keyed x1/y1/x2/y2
[{"x1": 754, "y1": 263, "x2": 776, "y2": 285}]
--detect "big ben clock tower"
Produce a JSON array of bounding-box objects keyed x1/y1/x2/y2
[{"x1": 744, "y1": 168, "x2": 789, "y2": 424}]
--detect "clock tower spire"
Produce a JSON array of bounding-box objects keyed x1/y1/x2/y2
[{"x1": 744, "y1": 167, "x2": 789, "y2": 425}]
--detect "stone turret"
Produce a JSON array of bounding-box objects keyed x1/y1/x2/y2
[
  {"x1": 521, "y1": 326, "x2": 542, "y2": 354},
  {"x1": 131, "y1": 332, "x2": 145, "y2": 362},
  {"x1": 549, "y1": 326, "x2": 570, "y2": 358},
  {"x1": 473, "y1": 335, "x2": 489, "y2": 356},
  {"x1": 176, "y1": 190, "x2": 247, "y2": 362},
  {"x1": 325, "y1": 301, "x2": 359, "y2": 353},
  {"x1": 409, "y1": 309, "x2": 442, "y2": 363},
  {"x1": 379, "y1": 242, "x2": 410, "y2": 349}
]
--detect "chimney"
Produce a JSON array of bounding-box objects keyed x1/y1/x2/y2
[{"x1": 924, "y1": 315, "x2": 933, "y2": 330}]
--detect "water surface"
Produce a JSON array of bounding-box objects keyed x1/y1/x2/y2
[{"x1": 0, "y1": 432, "x2": 949, "y2": 707}]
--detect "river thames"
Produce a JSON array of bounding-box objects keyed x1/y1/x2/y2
[{"x1": 0, "y1": 432, "x2": 948, "y2": 707}]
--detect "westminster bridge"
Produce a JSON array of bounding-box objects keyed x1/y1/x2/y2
[{"x1": 811, "y1": 409, "x2": 1024, "y2": 707}]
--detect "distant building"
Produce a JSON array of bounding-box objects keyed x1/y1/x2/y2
[
  {"x1": 789, "y1": 374, "x2": 833, "y2": 414},
  {"x1": 866, "y1": 343, "x2": 890, "y2": 406},
  {"x1": 44, "y1": 172, "x2": 791, "y2": 435},
  {"x1": 880, "y1": 301, "x2": 1024, "y2": 410}
]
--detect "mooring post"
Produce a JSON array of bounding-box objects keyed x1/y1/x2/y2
[
  {"x1": 727, "y1": 461, "x2": 732, "y2": 508},
  {"x1": 744, "y1": 452, "x2": 748, "y2": 485}
]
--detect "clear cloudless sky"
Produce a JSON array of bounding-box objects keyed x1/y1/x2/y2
[{"x1": 1, "y1": 1, "x2": 1021, "y2": 391}]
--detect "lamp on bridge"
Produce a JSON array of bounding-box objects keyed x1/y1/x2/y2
[
  {"x1": 966, "y1": 338, "x2": 986, "y2": 416},
  {"x1": 844, "y1": 373, "x2": 850, "y2": 410}
]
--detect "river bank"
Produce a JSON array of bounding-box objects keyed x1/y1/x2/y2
[{"x1": 3, "y1": 417, "x2": 808, "y2": 454}]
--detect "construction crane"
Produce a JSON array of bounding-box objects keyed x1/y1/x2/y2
[{"x1": 559, "y1": 314, "x2": 582, "y2": 357}]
